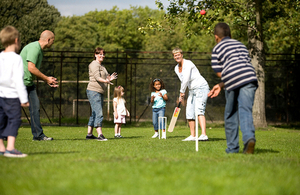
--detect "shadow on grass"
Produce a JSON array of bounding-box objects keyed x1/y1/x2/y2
[
  {"x1": 208, "y1": 138, "x2": 226, "y2": 141},
  {"x1": 53, "y1": 138, "x2": 90, "y2": 141},
  {"x1": 255, "y1": 148, "x2": 279, "y2": 154},
  {"x1": 166, "y1": 136, "x2": 185, "y2": 139},
  {"x1": 28, "y1": 151, "x2": 80, "y2": 155},
  {"x1": 113, "y1": 136, "x2": 143, "y2": 139},
  {"x1": 269, "y1": 122, "x2": 300, "y2": 130},
  {"x1": 165, "y1": 136, "x2": 226, "y2": 141},
  {"x1": 53, "y1": 136, "x2": 144, "y2": 141}
]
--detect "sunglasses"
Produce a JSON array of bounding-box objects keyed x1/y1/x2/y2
[{"x1": 153, "y1": 78, "x2": 161, "y2": 82}]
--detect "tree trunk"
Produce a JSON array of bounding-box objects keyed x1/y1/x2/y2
[{"x1": 248, "y1": 0, "x2": 268, "y2": 128}]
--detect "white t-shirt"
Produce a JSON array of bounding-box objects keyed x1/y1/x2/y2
[
  {"x1": 174, "y1": 59, "x2": 208, "y2": 93},
  {"x1": 0, "y1": 51, "x2": 28, "y2": 103},
  {"x1": 113, "y1": 97, "x2": 126, "y2": 115}
]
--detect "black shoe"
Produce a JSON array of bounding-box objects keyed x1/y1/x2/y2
[
  {"x1": 114, "y1": 135, "x2": 119, "y2": 138},
  {"x1": 86, "y1": 134, "x2": 97, "y2": 140},
  {"x1": 243, "y1": 138, "x2": 255, "y2": 154},
  {"x1": 97, "y1": 134, "x2": 107, "y2": 141},
  {"x1": 118, "y1": 135, "x2": 123, "y2": 138}
]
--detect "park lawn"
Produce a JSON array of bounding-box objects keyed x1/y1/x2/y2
[{"x1": 0, "y1": 123, "x2": 299, "y2": 195}]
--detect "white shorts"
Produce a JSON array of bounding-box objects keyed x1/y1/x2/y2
[
  {"x1": 186, "y1": 85, "x2": 210, "y2": 120},
  {"x1": 114, "y1": 115, "x2": 126, "y2": 124}
]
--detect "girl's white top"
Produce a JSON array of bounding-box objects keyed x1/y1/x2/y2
[
  {"x1": 174, "y1": 59, "x2": 208, "y2": 93},
  {"x1": 113, "y1": 97, "x2": 127, "y2": 115},
  {"x1": 0, "y1": 52, "x2": 28, "y2": 103}
]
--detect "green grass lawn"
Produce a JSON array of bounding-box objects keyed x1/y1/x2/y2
[{"x1": 1, "y1": 122, "x2": 299, "y2": 195}]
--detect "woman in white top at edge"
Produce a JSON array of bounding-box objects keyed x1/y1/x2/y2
[{"x1": 173, "y1": 48, "x2": 210, "y2": 141}]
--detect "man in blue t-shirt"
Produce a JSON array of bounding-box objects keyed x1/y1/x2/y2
[{"x1": 208, "y1": 23, "x2": 258, "y2": 154}]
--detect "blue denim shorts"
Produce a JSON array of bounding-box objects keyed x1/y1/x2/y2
[{"x1": 186, "y1": 85, "x2": 209, "y2": 119}]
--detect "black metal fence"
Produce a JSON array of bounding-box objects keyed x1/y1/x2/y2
[{"x1": 21, "y1": 50, "x2": 300, "y2": 125}]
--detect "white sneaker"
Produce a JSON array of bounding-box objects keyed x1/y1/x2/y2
[
  {"x1": 152, "y1": 133, "x2": 159, "y2": 138},
  {"x1": 182, "y1": 135, "x2": 196, "y2": 141},
  {"x1": 162, "y1": 132, "x2": 166, "y2": 139},
  {"x1": 198, "y1": 134, "x2": 208, "y2": 141}
]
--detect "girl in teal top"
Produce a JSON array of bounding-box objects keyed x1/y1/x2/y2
[{"x1": 149, "y1": 78, "x2": 168, "y2": 138}]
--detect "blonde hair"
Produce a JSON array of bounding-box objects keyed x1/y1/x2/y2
[
  {"x1": 0, "y1": 26, "x2": 19, "y2": 48},
  {"x1": 114, "y1": 85, "x2": 125, "y2": 103},
  {"x1": 172, "y1": 48, "x2": 183, "y2": 55}
]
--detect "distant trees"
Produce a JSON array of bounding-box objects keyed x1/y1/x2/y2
[
  {"x1": 0, "y1": 0, "x2": 61, "y2": 47},
  {"x1": 53, "y1": 6, "x2": 216, "y2": 52},
  {"x1": 263, "y1": 0, "x2": 300, "y2": 123},
  {"x1": 54, "y1": 6, "x2": 161, "y2": 51}
]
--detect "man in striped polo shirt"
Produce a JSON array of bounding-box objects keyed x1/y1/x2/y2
[{"x1": 208, "y1": 23, "x2": 258, "y2": 154}]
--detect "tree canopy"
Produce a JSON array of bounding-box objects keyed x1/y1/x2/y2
[
  {"x1": 147, "y1": 0, "x2": 299, "y2": 126},
  {"x1": 0, "y1": 0, "x2": 61, "y2": 48},
  {"x1": 53, "y1": 6, "x2": 217, "y2": 52}
]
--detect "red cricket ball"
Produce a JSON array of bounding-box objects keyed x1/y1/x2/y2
[{"x1": 200, "y1": 10, "x2": 206, "y2": 15}]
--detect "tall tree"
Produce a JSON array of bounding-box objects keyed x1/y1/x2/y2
[
  {"x1": 0, "y1": 0, "x2": 61, "y2": 48},
  {"x1": 248, "y1": 0, "x2": 267, "y2": 127}
]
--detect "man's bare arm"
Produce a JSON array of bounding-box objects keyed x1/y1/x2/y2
[{"x1": 28, "y1": 61, "x2": 58, "y2": 87}]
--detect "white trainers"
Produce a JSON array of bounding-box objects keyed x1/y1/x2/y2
[
  {"x1": 162, "y1": 132, "x2": 166, "y2": 139},
  {"x1": 152, "y1": 133, "x2": 159, "y2": 138},
  {"x1": 198, "y1": 134, "x2": 208, "y2": 141},
  {"x1": 182, "y1": 135, "x2": 196, "y2": 141}
]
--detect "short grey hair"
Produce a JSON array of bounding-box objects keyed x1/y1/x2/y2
[{"x1": 172, "y1": 48, "x2": 183, "y2": 54}]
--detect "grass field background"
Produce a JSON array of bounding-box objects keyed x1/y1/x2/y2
[{"x1": 0, "y1": 122, "x2": 299, "y2": 195}]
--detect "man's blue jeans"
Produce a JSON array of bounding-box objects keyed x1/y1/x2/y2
[
  {"x1": 27, "y1": 85, "x2": 46, "y2": 139},
  {"x1": 224, "y1": 82, "x2": 257, "y2": 153},
  {"x1": 87, "y1": 90, "x2": 103, "y2": 127},
  {"x1": 152, "y1": 107, "x2": 165, "y2": 130}
]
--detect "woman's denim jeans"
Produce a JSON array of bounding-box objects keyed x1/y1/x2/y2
[
  {"x1": 152, "y1": 107, "x2": 165, "y2": 130},
  {"x1": 224, "y1": 82, "x2": 257, "y2": 153},
  {"x1": 87, "y1": 90, "x2": 103, "y2": 127}
]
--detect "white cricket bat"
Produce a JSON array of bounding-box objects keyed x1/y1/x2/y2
[{"x1": 168, "y1": 102, "x2": 181, "y2": 132}]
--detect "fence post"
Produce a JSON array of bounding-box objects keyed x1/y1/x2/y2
[
  {"x1": 130, "y1": 58, "x2": 132, "y2": 124},
  {"x1": 134, "y1": 63, "x2": 136, "y2": 122},
  {"x1": 116, "y1": 49, "x2": 118, "y2": 86},
  {"x1": 76, "y1": 57, "x2": 79, "y2": 124},
  {"x1": 107, "y1": 84, "x2": 110, "y2": 121},
  {"x1": 59, "y1": 51, "x2": 63, "y2": 126}
]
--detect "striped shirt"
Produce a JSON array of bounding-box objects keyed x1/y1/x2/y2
[{"x1": 211, "y1": 37, "x2": 257, "y2": 91}]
